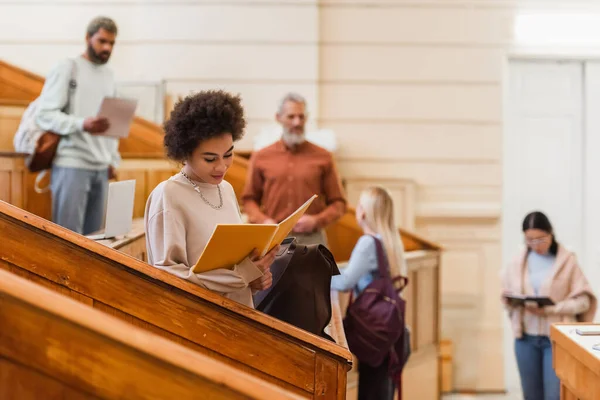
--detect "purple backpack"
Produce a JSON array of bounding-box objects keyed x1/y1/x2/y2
[{"x1": 343, "y1": 236, "x2": 409, "y2": 378}]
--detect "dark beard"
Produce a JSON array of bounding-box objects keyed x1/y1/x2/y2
[{"x1": 87, "y1": 44, "x2": 110, "y2": 65}]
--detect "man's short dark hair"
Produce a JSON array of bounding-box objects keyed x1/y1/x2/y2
[
  {"x1": 164, "y1": 90, "x2": 246, "y2": 162},
  {"x1": 87, "y1": 16, "x2": 118, "y2": 37}
]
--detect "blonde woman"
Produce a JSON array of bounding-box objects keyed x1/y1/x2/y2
[{"x1": 331, "y1": 186, "x2": 406, "y2": 400}]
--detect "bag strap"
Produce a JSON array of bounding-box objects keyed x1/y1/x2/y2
[
  {"x1": 372, "y1": 235, "x2": 410, "y2": 293},
  {"x1": 34, "y1": 59, "x2": 77, "y2": 193},
  {"x1": 392, "y1": 276, "x2": 409, "y2": 293},
  {"x1": 371, "y1": 235, "x2": 393, "y2": 281},
  {"x1": 397, "y1": 376, "x2": 403, "y2": 400},
  {"x1": 347, "y1": 236, "x2": 386, "y2": 306},
  {"x1": 63, "y1": 58, "x2": 78, "y2": 114},
  {"x1": 33, "y1": 170, "x2": 49, "y2": 194}
]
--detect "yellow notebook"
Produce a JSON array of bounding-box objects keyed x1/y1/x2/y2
[{"x1": 192, "y1": 194, "x2": 317, "y2": 273}]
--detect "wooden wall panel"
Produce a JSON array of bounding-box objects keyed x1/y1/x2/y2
[{"x1": 0, "y1": 105, "x2": 22, "y2": 151}]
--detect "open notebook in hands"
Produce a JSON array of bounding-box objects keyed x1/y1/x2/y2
[
  {"x1": 192, "y1": 194, "x2": 317, "y2": 274},
  {"x1": 86, "y1": 180, "x2": 136, "y2": 240}
]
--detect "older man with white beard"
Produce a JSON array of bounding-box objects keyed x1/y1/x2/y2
[{"x1": 242, "y1": 93, "x2": 347, "y2": 246}]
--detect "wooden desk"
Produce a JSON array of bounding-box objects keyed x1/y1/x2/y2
[{"x1": 551, "y1": 324, "x2": 600, "y2": 400}]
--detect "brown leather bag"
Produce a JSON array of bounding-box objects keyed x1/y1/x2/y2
[
  {"x1": 23, "y1": 59, "x2": 77, "y2": 174},
  {"x1": 253, "y1": 238, "x2": 340, "y2": 341},
  {"x1": 27, "y1": 131, "x2": 61, "y2": 173}
]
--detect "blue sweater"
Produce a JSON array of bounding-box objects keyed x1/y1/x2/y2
[
  {"x1": 527, "y1": 251, "x2": 555, "y2": 295},
  {"x1": 331, "y1": 235, "x2": 381, "y2": 295}
]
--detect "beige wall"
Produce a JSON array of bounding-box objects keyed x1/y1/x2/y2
[
  {"x1": 0, "y1": 0, "x2": 523, "y2": 391},
  {"x1": 319, "y1": 1, "x2": 510, "y2": 391}
]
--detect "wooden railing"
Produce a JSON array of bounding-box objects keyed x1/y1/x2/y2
[
  {"x1": 98, "y1": 217, "x2": 350, "y2": 365},
  {"x1": 85, "y1": 217, "x2": 440, "y2": 399},
  {"x1": 0, "y1": 200, "x2": 352, "y2": 399},
  {"x1": 0, "y1": 268, "x2": 304, "y2": 400}
]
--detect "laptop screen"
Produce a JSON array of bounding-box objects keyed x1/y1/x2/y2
[{"x1": 104, "y1": 180, "x2": 136, "y2": 239}]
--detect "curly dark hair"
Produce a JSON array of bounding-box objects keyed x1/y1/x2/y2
[{"x1": 163, "y1": 90, "x2": 246, "y2": 162}]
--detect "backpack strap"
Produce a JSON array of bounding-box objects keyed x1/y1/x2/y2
[
  {"x1": 63, "y1": 58, "x2": 78, "y2": 113},
  {"x1": 35, "y1": 59, "x2": 78, "y2": 194},
  {"x1": 34, "y1": 170, "x2": 49, "y2": 194},
  {"x1": 371, "y1": 235, "x2": 410, "y2": 293},
  {"x1": 371, "y1": 235, "x2": 393, "y2": 280}
]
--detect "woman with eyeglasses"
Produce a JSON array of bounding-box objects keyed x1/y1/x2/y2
[{"x1": 502, "y1": 211, "x2": 597, "y2": 400}]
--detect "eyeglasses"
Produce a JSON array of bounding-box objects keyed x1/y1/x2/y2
[{"x1": 525, "y1": 235, "x2": 551, "y2": 246}]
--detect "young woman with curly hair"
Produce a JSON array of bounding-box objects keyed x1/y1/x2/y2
[{"x1": 144, "y1": 90, "x2": 277, "y2": 308}]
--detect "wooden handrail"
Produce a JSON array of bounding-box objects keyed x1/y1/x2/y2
[
  {"x1": 0, "y1": 269, "x2": 304, "y2": 400},
  {"x1": 0, "y1": 97, "x2": 30, "y2": 107},
  {"x1": 0, "y1": 199, "x2": 351, "y2": 398},
  {"x1": 0, "y1": 199, "x2": 349, "y2": 360}
]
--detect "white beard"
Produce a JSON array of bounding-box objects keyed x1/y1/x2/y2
[{"x1": 282, "y1": 129, "x2": 306, "y2": 147}]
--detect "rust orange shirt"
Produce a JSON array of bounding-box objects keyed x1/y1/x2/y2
[{"x1": 242, "y1": 140, "x2": 347, "y2": 227}]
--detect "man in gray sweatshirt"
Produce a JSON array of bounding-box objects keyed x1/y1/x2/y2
[{"x1": 36, "y1": 16, "x2": 120, "y2": 235}]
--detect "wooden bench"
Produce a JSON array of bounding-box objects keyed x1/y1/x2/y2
[
  {"x1": 0, "y1": 268, "x2": 303, "y2": 400},
  {"x1": 0, "y1": 201, "x2": 352, "y2": 399}
]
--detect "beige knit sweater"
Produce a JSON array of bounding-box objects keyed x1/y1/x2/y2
[{"x1": 144, "y1": 173, "x2": 263, "y2": 308}]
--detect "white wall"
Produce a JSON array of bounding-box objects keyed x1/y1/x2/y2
[
  {"x1": 584, "y1": 63, "x2": 600, "y2": 302},
  {"x1": 0, "y1": 0, "x2": 320, "y2": 141},
  {"x1": 504, "y1": 59, "x2": 586, "y2": 395},
  {"x1": 319, "y1": 3, "x2": 509, "y2": 391}
]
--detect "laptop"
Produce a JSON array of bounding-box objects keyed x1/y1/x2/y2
[{"x1": 87, "y1": 179, "x2": 136, "y2": 240}]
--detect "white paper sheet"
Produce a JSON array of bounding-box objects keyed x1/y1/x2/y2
[{"x1": 96, "y1": 97, "x2": 138, "y2": 138}]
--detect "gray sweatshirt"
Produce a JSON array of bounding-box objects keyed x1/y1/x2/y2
[{"x1": 35, "y1": 56, "x2": 121, "y2": 170}]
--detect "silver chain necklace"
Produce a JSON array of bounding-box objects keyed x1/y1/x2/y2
[{"x1": 180, "y1": 170, "x2": 223, "y2": 210}]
